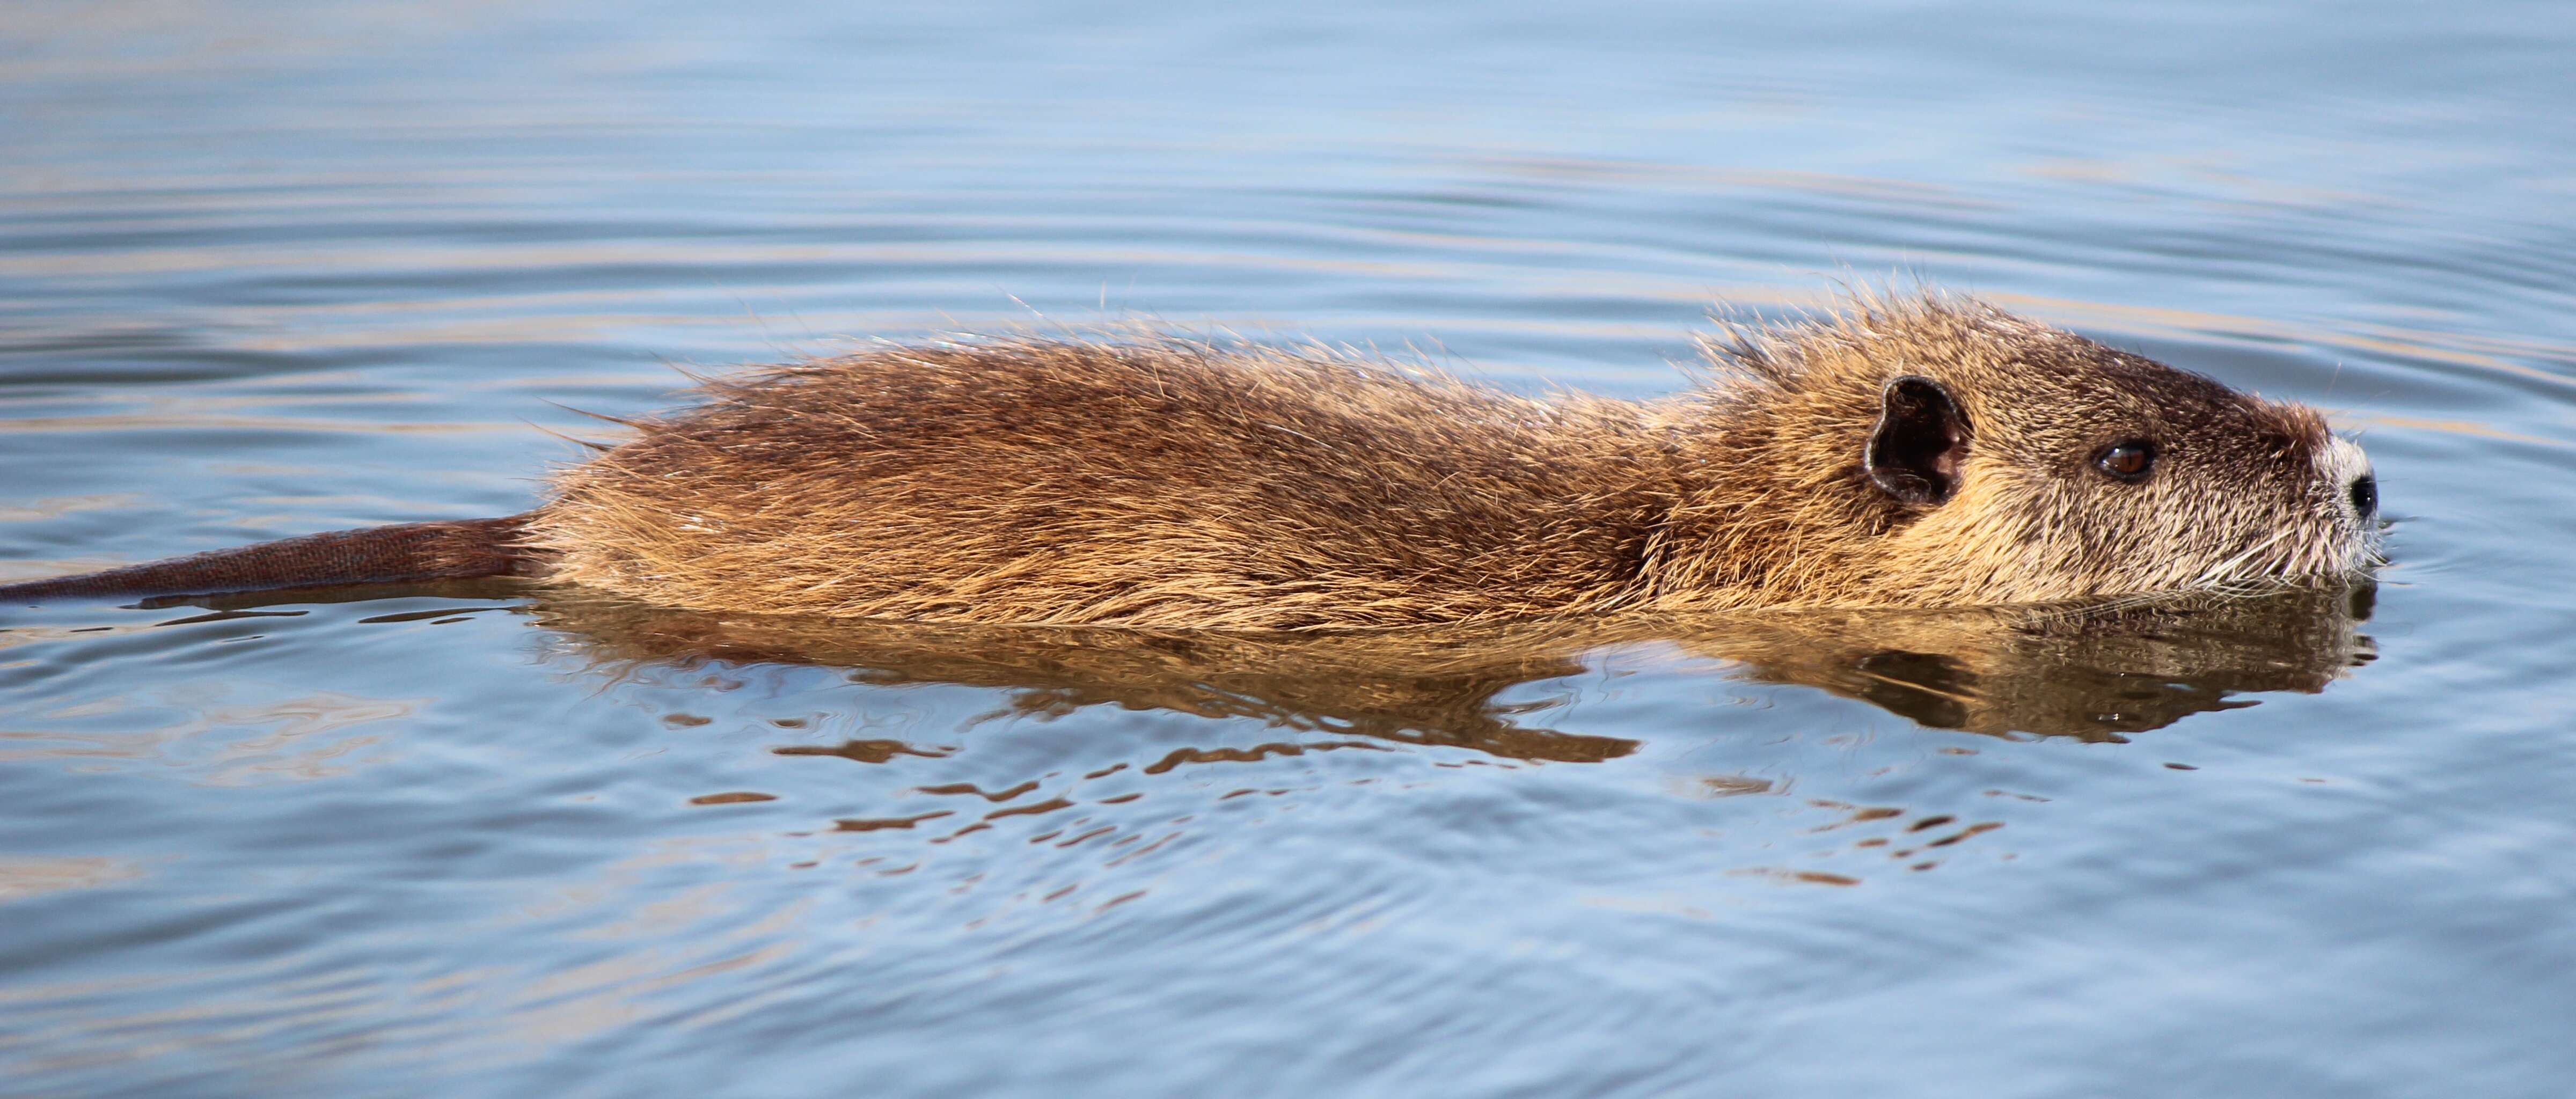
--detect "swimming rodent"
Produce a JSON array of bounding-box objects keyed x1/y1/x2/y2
[{"x1": 0, "y1": 294, "x2": 2383, "y2": 629}]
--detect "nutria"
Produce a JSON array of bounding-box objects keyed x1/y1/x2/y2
[{"x1": 0, "y1": 295, "x2": 2382, "y2": 628}]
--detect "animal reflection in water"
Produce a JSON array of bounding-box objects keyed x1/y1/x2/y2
[{"x1": 496, "y1": 583, "x2": 2376, "y2": 757}]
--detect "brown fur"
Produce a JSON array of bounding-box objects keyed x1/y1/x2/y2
[
  {"x1": 525, "y1": 294, "x2": 2379, "y2": 627},
  {"x1": 1, "y1": 295, "x2": 2381, "y2": 626}
]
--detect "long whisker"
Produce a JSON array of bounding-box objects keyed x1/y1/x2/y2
[{"x1": 2193, "y1": 526, "x2": 2292, "y2": 588}]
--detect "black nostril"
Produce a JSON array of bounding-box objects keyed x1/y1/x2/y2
[{"x1": 2348, "y1": 473, "x2": 2377, "y2": 520}]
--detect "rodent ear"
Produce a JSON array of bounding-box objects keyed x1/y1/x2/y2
[{"x1": 1866, "y1": 375, "x2": 1970, "y2": 506}]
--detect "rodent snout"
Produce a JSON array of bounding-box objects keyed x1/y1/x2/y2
[{"x1": 2319, "y1": 436, "x2": 2376, "y2": 524}]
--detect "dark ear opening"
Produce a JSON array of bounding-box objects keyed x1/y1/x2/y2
[{"x1": 1866, "y1": 375, "x2": 1971, "y2": 506}]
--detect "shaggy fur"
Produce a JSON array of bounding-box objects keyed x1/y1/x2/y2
[
  {"x1": 1, "y1": 295, "x2": 2382, "y2": 627},
  {"x1": 1653, "y1": 299, "x2": 2377, "y2": 610},
  {"x1": 526, "y1": 296, "x2": 2380, "y2": 627}
]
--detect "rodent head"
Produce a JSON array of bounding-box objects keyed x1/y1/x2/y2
[{"x1": 1689, "y1": 297, "x2": 2383, "y2": 607}]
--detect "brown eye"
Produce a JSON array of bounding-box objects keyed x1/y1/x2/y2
[{"x1": 2092, "y1": 439, "x2": 2155, "y2": 482}]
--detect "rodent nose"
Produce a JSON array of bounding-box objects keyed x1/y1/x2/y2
[{"x1": 2347, "y1": 472, "x2": 2377, "y2": 521}]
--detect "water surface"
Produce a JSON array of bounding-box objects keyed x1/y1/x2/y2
[{"x1": 5, "y1": 2, "x2": 2574, "y2": 1096}]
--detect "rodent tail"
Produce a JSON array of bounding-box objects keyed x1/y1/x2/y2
[{"x1": 0, "y1": 514, "x2": 539, "y2": 604}]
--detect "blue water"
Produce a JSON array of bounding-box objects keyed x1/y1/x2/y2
[{"x1": 4, "y1": 2, "x2": 2574, "y2": 1096}]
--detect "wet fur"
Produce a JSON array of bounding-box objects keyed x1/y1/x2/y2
[{"x1": 528, "y1": 295, "x2": 2375, "y2": 627}]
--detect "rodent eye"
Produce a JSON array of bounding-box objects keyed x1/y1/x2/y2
[{"x1": 2092, "y1": 439, "x2": 2156, "y2": 482}]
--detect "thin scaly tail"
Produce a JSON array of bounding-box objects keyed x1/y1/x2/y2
[{"x1": 0, "y1": 514, "x2": 538, "y2": 604}]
